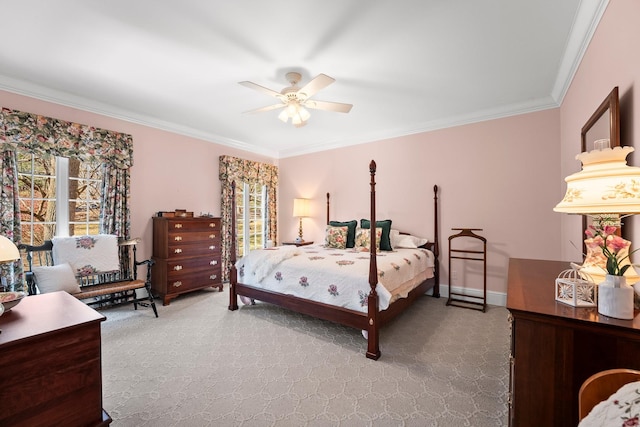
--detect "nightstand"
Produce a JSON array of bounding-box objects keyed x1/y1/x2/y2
[{"x1": 282, "y1": 241, "x2": 314, "y2": 247}]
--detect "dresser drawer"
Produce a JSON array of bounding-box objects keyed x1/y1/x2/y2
[
  {"x1": 167, "y1": 230, "x2": 220, "y2": 244},
  {"x1": 166, "y1": 257, "x2": 221, "y2": 276},
  {"x1": 166, "y1": 269, "x2": 222, "y2": 292},
  {"x1": 166, "y1": 243, "x2": 221, "y2": 258},
  {"x1": 166, "y1": 219, "x2": 220, "y2": 232}
]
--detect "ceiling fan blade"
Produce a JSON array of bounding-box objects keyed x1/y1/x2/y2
[
  {"x1": 297, "y1": 74, "x2": 335, "y2": 99},
  {"x1": 239, "y1": 81, "x2": 284, "y2": 99},
  {"x1": 304, "y1": 99, "x2": 353, "y2": 113},
  {"x1": 243, "y1": 104, "x2": 285, "y2": 114}
]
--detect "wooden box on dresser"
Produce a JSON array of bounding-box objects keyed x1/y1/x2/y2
[
  {"x1": 152, "y1": 216, "x2": 223, "y2": 305},
  {"x1": 507, "y1": 258, "x2": 640, "y2": 427}
]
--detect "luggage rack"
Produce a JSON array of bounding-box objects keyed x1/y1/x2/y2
[{"x1": 447, "y1": 228, "x2": 487, "y2": 312}]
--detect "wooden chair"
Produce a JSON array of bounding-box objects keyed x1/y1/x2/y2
[{"x1": 578, "y1": 368, "x2": 640, "y2": 421}]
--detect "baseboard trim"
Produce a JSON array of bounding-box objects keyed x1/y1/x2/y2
[{"x1": 426, "y1": 284, "x2": 506, "y2": 307}]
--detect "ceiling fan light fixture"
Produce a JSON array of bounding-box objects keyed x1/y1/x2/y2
[
  {"x1": 286, "y1": 102, "x2": 298, "y2": 116},
  {"x1": 299, "y1": 106, "x2": 311, "y2": 122},
  {"x1": 240, "y1": 72, "x2": 352, "y2": 128}
]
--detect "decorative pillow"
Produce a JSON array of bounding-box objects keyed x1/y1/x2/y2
[
  {"x1": 328, "y1": 220, "x2": 357, "y2": 248},
  {"x1": 395, "y1": 234, "x2": 429, "y2": 248},
  {"x1": 32, "y1": 263, "x2": 81, "y2": 294},
  {"x1": 390, "y1": 229, "x2": 401, "y2": 248},
  {"x1": 355, "y1": 227, "x2": 382, "y2": 252},
  {"x1": 360, "y1": 219, "x2": 392, "y2": 251},
  {"x1": 325, "y1": 225, "x2": 348, "y2": 249}
]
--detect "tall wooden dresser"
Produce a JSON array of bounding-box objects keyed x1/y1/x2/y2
[{"x1": 152, "y1": 216, "x2": 223, "y2": 305}]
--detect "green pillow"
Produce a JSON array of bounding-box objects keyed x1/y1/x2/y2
[
  {"x1": 329, "y1": 220, "x2": 357, "y2": 248},
  {"x1": 360, "y1": 219, "x2": 393, "y2": 251}
]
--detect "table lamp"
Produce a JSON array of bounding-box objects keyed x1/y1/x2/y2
[
  {"x1": 554, "y1": 142, "x2": 640, "y2": 319},
  {"x1": 293, "y1": 198, "x2": 310, "y2": 243}
]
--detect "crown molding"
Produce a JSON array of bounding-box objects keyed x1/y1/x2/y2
[{"x1": 551, "y1": 0, "x2": 609, "y2": 104}]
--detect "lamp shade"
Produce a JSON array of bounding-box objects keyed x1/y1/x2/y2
[
  {"x1": 0, "y1": 235, "x2": 20, "y2": 263},
  {"x1": 554, "y1": 146, "x2": 640, "y2": 214},
  {"x1": 293, "y1": 198, "x2": 311, "y2": 218}
]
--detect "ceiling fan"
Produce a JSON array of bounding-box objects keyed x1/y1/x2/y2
[{"x1": 239, "y1": 72, "x2": 353, "y2": 127}]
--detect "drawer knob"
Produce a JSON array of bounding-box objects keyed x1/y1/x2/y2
[
  {"x1": 209, "y1": 234, "x2": 216, "y2": 239},
  {"x1": 174, "y1": 236, "x2": 182, "y2": 241},
  {"x1": 173, "y1": 281, "x2": 182, "y2": 287},
  {"x1": 173, "y1": 265, "x2": 183, "y2": 271},
  {"x1": 210, "y1": 274, "x2": 217, "y2": 280},
  {"x1": 209, "y1": 223, "x2": 216, "y2": 228},
  {"x1": 210, "y1": 260, "x2": 218, "y2": 266},
  {"x1": 174, "y1": 223, "x2": 183, "y2": 229},
  {"x1": 174, "y1": 248, "x2": 183, "y2": 254},
  {"x1": 209, "y1": 245, "x2": 217, "y2": 250}
]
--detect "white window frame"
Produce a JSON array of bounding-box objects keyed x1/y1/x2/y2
[
  {"x1": 56, "y1": 157, "x2": 70, "y2": 237},
  {"x1": 18, "y1": 153, "x2": 101, "y2": 244},
  {"x1": 237, "y1": 182, "x2": 267, "y2": 256}
]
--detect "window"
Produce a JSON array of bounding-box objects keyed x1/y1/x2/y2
[
  {"x1": 18, "y1": 151, "x2": 102, "y2": 247},
  {"x1": 235, "y1": 182, "x2": 267, "y2": 257}
]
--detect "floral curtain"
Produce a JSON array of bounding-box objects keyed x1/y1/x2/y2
[
  {"x1": 219, "y1": 155, "x2": 278, "y2": 281},
  {"x1": 0, "y1": 107, "x2": 134, "y2": 290},
  {"x1": 100, "y1": 165, "x2": 131, "y2": 239},
  {"x1": 0, "y1": 148, "x2": 22, "y2": 287},
  {"x1": 0, "y1": 108, "x2": 133, "y2": 169}
]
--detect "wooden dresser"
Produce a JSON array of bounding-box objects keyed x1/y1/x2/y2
[
  {"x1": 0, "y1": 291, "x2": 110, "y2": 426},
  {"x1": 507, "y1": 258, "x2": 640, "y2": 427},
  {"x1": 152, "y1": 216, "x2": 223, "y2": 305}
]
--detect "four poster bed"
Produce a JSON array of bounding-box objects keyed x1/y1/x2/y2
[{"x1": 228, "y1": 160, "x2": 440, "y2": 359}]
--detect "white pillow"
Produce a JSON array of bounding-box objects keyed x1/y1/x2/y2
[
  {"x1": 32, "y1": 263, "x2": 82, "y2": 294},
  {"x1": 394, "y1": 234, "x2": 429, "y2": 248},
  {"x1": 390, "y1": 229, "x2": 401, "y2": 248}
]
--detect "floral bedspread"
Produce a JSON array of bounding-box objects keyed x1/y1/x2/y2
[
  {"x1": 236, "y1": 244, "x2": 435, "y2": 313},
  {"x1": 579, "y1": 381, "x2": 640, "y2": 426}
]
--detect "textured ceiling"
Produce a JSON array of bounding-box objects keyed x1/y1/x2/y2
[{"x1": 0, "y1": 0, "x2": 607, "y2": 158}]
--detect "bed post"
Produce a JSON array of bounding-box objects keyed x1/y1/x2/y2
[
  {"x1": 432, "y1": 185, "x2": 440, "y2": 298},
  {"x1": 228, "y1": 181, "x2": 239, "y2": 311},
  {"x1": 326, "y1": 192, "x2": 330, "y2": 225},
  {"x1": 366, "y1": 160, "x2": 381, "y2": 360}
]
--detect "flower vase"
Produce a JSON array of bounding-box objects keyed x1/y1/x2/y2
[{"x1": 598, "y1": 274, "x2": 634, "y2": 320}]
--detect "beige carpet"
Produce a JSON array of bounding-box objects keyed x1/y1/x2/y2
[{"x1": 100, "y1": 289, "x2": 510, "y2": 426}]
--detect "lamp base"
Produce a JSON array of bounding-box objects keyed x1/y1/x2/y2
[{"x1": 294, "y1": 237, "x2": 304, "y2": 243}]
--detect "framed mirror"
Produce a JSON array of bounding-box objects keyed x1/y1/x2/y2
[
  {"x1": 581, "y1": 86, "x2": 620, "y2": 152},
  {"x1": 581, "y1": 87, "x2": 621, "y2": 249}
]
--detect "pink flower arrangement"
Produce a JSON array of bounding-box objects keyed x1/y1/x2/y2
[{"x1": 585, "y1": 224, "x2": 635, "y2": 276}]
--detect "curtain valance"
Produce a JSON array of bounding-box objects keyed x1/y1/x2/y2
[
  {"x1": 219, "y1": 155, "x2": 278, "y2": 186},
  {"x1": 0, "y1": 107, "x2": 133, "y2": 169}
]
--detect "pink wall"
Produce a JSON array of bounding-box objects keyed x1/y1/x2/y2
[
  {"x1": 0, "y1": 89, "x2": 276, "y2": 260},
  {"x1": 279, "y1": 108, "x2": 562, "y2": 296},
  {"x1": 5, "y1": 1, "x2": 635, "y2": 299},
  {"x1": 560, "y1": 0, "x2": 640, "y2": 261}
]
